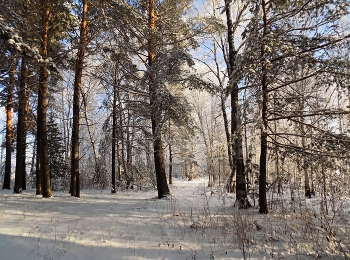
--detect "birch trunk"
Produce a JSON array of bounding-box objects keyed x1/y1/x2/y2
[{"x1": 259, "y1": 0, "x2": 269, "y2": 214}]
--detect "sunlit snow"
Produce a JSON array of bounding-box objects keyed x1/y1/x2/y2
[{"x1": 0, "y1": 178, "x2": 349, "y2": 259}]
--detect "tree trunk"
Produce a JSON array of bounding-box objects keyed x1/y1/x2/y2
[
  {"x1": 126, "y1": 110, "x2": 133, "y2": 184},
  {"x1": 148, "y1": 0, "x2": 169, "y2": 198},
  {"x1": 233, "y1": 87, "x2": 250, "y2": 207},
  {"x1": 111, "y1": 73, "x2": 117, "y2": 193},
  {"x1": 117, "y1": 140, "x2": 122, "y2": 184},
  {"x1": 14, "y1": 56, "x2": 27, "y2": 194},
  {"x1": 259, "y1": 0, "x2": 269, "y2": 214},
  {"x1": 223, "y1": 0, "x2": 249, "y2": 207},
  {"x1": 189, "y1": 161, "x2": 194, "y2": 181},
  {"x1": 301, "y1": 121, "x2": 311, "y2": 198},
  {"x1": 30, "y1": 136, "x2": 36, "y2": 181},
  {"x1": 273, "y1": 93, "x2": 281, "y2": 194},
  {"x1": 3, "y1": 53, "x2": 16, "y2": 190},
  {"x1": 119, "y1": 108, "x2": 128, "y2": 186},
  {"x1": 36, "y1": 83, "x2": 42, "y2": 195},
  {"x1": 37, "y1": 0, "x2": 51, "y2": 198},
  {"x1": 235, "y1": 118, "x2": 250, "y2": 208},
  {"x1": 224, "y1": 0, "x2": 236, "y2": 193},
  {"x1": 310, "y1": 164, "x2": 315, "y2": 196},
  {"x1": 321, "y1": 163, "x2": 328, "y2": 215},
  {"x1": 21, "y1": 71, "x2": 32, "y2": 190},
  {"x1": 71, "y1": 0, "x2": 88, "y2": 197},
  {"x1": 81, "y1": 91, "x2": 99, "y2": 186},
  {"x1": 220, "y1": 94, "x2": 233, "y2": 189},
  {"x1": 168, "y1": 120, "x2": 173, "y2": 185},
  {"x1": 36, "y1": 139, "x2": 42, "y2": 195}
]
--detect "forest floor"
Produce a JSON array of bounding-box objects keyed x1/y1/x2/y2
[{"x1": 0, "y1": 178, "x2": 349, "y2": 260}]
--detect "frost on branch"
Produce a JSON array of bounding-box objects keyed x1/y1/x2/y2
[{"x1": 0, "y1": 16, "x2": 41, "y2": 61}]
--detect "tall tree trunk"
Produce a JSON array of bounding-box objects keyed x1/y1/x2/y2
[
  {"x1": 235, "y1": 109, "x2": 249, "y2": 208},
  {"x1": 209, "y1": 108, "x2": 215, "y2": 185},
  {"x1": 321, "y1": 162, "x2": 328, "y2": 215},
  {"x1": 71, "y1": 0, "x2": 88, "y2": 197},
  {"x1": 21, "y1": 71, "x2": 32, "y2": 190},
  {"x1": 111, "y1": 74, "x2": 117, "y2": 193},
  {"x1": 126, "y1": 110, "x2": 133, "y2": 183},
  {"x1": 117, "y1": 140, "x2": 122, "y2": 183},
  {"x1": 61, "y1": 88, "x2": 71, "y2": 163},
  {"x1": 168, "y1": 120, "x2": 173, "y2": 185},
  {"x1": 81, "y1": 91, "x2": 99, "y2": 185},
  {"x1": 220, "y1": 94, "x2": 233, "y2": 183},
  {"x1": 36, "y1": 140, "x2": 42, "y2": 194},
  {"x1": 14, "y1": 56, "x2": 27, "y2": 194},
  {"x1": 310, "y1": 164, "x2": 315, "y2": 196},
  {"x1": 273, "y1": 93, "x2": 281, "y2": 194},
  {"x1": 259, "y1": 0, "x2": 269, "y2": 214},
  {"x1": 30, "y1": 135, "x2": 36, "y2": 180},
  {"x1": 295, "y1": 80, "x2": 311, "y2": 198},
  {"x1": 148, "y1": 0, "x2": 169, "y2": 198},
  {"x1": 224, "y1": 0, "x2": 236, "y2": 193},
  {"x1": 37, "y1": 0, "x2": 51, "y2": 198},
  {"x1": 3, "y1": 53, "x2": 17, "y2": 190},
  {"x1": 14, "y1": 0, "x2": 31, "y2": 194},
  {"x1": 224, "y1": 0, "x2": 249, "y2": 207},
  {"x1": 300, "y1": 117, "x2": 311, "y2": 198},
  {"x1": 119, "y1": 107, "x2": 128, "y2": 185},
  {"x1": 36, "y1": 84, "x2": 42, "y2": 195}
]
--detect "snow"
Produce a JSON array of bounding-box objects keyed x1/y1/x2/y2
[{"x1": 0, "y1": 178, "x2": 349, "y2": 260}]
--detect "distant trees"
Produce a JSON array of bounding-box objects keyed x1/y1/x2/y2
[{"x1": 103, "y1": 0, "x2": 202, "y2": 197}]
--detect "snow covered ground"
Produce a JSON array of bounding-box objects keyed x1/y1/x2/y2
[{"x1": 0, "y1": 178, "x2": 349, "y2": 260}]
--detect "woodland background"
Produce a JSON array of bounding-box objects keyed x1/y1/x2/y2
[{"x1": 1, "y1": 0, "x2": 350, "y2": 215}]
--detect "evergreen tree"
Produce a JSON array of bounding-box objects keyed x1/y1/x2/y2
[{"x1": 47, "y1": 113, "x2": 67, "y2": 190}]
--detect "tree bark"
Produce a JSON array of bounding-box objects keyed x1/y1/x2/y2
[
  {"x1": 111, "y1": 70, "x2": 117, "y2": 193},
  {"x1": 81, "y1": 91, "x2": 99, "y2": 185},
  {"x1": 224, "y1": 0, "x2": 236, "y2": 193},
  {"x1": 36, "y1": 87, "x2": 42, "y2": 195},
  {"x1": 148, "y1": 0, "x2": 169, "y2": 198},
  {"x1": 119, "y1": 106, "x2": 128, "y2": 185},
  {"x1": 223, "y1": 0, "x2": 249, "y2": 207},
  {"x1": 273, "y1": 92, "x2": 281, "y2": 194},
  {"x1": 71, "y1": 0, "x2": 88, "y2": 197},
  {"x1": 21, "y1": 71, "x2": 32, "y2": 190},
  {"x1": 126, "y1": 110, "x2": 133, "y2": 184},
  {"x1": 3, "y1": 53, "x2": 16, "y2": 190},
  {"x1": 168, "y1": 120, "x2": 173, "y2": 184},
  {"x1": 220, "y1": 94, "x2": 232, "y2": 175},
  {"x1": 37, "y1": 0, "x2": 52, "y2": 198},
  {"x1": 259, "y1": 0, "x2": 269, "y2": 214},
  {"x1": 14, "y1": 55, "x2": 27, "y2": 194}
]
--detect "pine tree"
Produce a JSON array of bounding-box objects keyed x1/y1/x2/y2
[
  {"x1": 47, "y1": 113, "x2": 67, "y2": 190},
  {"x1": 2, "y1": 52, "x2": 17, "y2": 190},
  {"x1": 71, "y1": 0, "x2": 88, "y2": 197}
]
